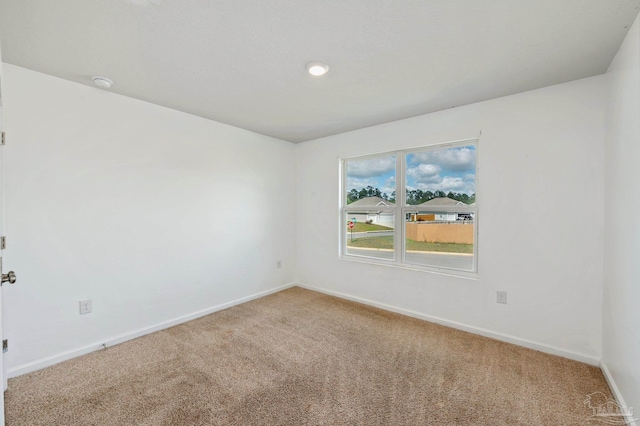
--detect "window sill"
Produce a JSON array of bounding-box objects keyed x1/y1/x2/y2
[{"x1": 339, "y1": 253, "x2": 479, "y2": 281}]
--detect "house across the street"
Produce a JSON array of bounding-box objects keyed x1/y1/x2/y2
[
  {"x1": 412, "y1": 197, "x2": 474, "y2": 222},
  {"x1": 348, "y1": 196, "x2": 394, "y2": 228}
]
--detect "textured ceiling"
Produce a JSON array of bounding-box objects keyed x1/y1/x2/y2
[{"x1": 1, "y1": 1, "x2": 639, "y2": 143}]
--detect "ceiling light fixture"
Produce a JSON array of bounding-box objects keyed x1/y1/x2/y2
[
  {"x1": 92, "y1": 76, "x2": 113, "y2": 89},
  {"x1": 306, "y1": 62, "x2": 329, "y2": 77}
]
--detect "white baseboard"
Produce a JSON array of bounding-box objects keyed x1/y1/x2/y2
[
  {"x1": 296, "y1": 282, "x2": 601, "y2": 366},
  {"x1": 9, "y1": 281, "x2": 603, "y2": 378},
  {"x1": 600, "y1": 361, "x2": 638, "y2": 426},
  {"x1": 8, "y1": 283, "x2": 296, "y2": 378}
]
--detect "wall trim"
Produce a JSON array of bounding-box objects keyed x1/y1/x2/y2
[
  {"x1": 600, "y1": 361, "x2": 638, "y2": 426},
  {"x1": 10, "y1": 281, "x2": 607, "y2": 383},
  {"x1": 8, "y1": 283, "x2": 296, "y2": 378},
  {"x1": 296, "y1": 282, "x2": 601, "y2": 366}
]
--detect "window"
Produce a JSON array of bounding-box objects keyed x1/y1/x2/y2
[
  {"x1": 341, "y1": 140, "x2": 478, "y2": 275},
  {"x1": 344, "y1": 155, "x2": 396, "y2": 261}
]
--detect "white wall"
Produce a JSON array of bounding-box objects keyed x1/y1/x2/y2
[
  {"x1": 2, "y1": 26, "x2": 636, "y2": 409},
  {"x1": 1, "y1": 64, "x2": 296, "y2": 375},
  {"x1": 295, "y1": 76, "x2": 606, "y2": 362},
  {"x1": 603, "y1": 13, "x2": 640, "y2": 416}
]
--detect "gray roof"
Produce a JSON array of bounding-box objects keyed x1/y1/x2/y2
[
  {"x1": 348, "y1": 196, "x2": 394, "y2": 207},
  {"x1": 417, "y1": 197, "x2": 465, "y2": 207}
]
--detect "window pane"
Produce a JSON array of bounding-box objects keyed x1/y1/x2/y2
[
  {"x1": 345, "y1": 212, "x2": 395, "y2": 261},
  {"x1": 341, "y1": 142, "x2": 478, "y2": 274},
  {"x1": 346, "y1": 155, "x2": 396, "y2": 206},
  {"x1": 405, "y1": 211, "x2": 474, "y2": 271},
  {"x1": 405, "y1": 146, "x2": 476, "y2": 205}
]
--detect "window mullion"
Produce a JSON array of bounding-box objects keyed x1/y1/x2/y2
[{"x1": 396, "y1": 152, "x2": 405, "y2": 265}]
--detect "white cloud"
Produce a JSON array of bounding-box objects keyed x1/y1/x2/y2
[
  {"x1": 347, "y1": 156, "x2": 395, "y2": 178},
  {"x1": 439, "y1": 176, "x2": 469, "y2": 191},
  {"x1": 406, "y1": 164, "x2": 441, "y2": 184},
  {"x1": 346, "y1": 175, "x2": 396, "y2": 199},
  {"x1": 346, "y1": 177, "x2": 379, "y2": 190},
  {"x1": 345, "y1": 148, "x2": 476, "y2": 197},
  {"x1": 410, "y1": 147, "x2": 475, "y2": 172},
  {"x1": 412, "y1": 176, "x2": 475, "y2": 195},
  {"x1": 380, "y1": 176, "x2": 396, "y2": 197}
]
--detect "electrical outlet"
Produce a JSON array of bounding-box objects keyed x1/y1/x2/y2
[
  {"x1": 496, "y1": 291, "x2": 507, "y2": 304},
  {"x1": 276, "y1": 260, "x2": 282, "y2": 269},
  {"x1": 79, "y1": 299, "x2": 92, "y2": 315}
]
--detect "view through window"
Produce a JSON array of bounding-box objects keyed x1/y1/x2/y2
[
  {"x1": 342, "y1": 141, "x2": 477, "y2": 273},
  {"x1": 344, "y1": 155, "x2": 396, "y2": 261}
]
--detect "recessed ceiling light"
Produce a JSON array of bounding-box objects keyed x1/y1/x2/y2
[
  {"x1": 306, "y1": 62, "x2": 329, "y2": 77},
  {"x1": 92, "y1": 76, "x2": 113, "y2": 89}
]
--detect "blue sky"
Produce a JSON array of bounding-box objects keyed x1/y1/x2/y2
[{"x1": 346, "y1": 145, "x2": 476, "y2": 197}]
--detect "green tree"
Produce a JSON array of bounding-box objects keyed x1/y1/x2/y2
[{"x1": 346, "y1": 188, "x2": 359, "y2": 204}]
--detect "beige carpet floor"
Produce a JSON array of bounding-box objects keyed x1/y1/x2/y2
[{"x1": 5, "y1": 287, "x2": 611, "y2": 425}]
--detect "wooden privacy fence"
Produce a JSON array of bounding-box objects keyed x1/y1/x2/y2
[{"x1": 406, "y1": 222, "x2": 474, "y2": 244}]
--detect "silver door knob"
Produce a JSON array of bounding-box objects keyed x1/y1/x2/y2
[{"x1": 1, "y1": 271, "x2": 16, "y2": 285}]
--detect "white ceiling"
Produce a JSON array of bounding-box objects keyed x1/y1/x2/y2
[{"x1": 1, "y1": 1, "x2": 638, "y2": 143}]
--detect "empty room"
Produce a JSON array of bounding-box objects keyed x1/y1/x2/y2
[{"x1": 0, "y1": 1, "x2": 638, "y2": 425}]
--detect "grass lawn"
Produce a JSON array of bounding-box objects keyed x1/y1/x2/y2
[
  {"x1": 347, "y1": 236, "x2": 473, "y2": 254},
  {"x1": 348, "y1": 222, "x2": 392, "y2": 232}
]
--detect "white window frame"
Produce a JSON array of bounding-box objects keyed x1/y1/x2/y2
[{"x1": 340, "y1": 138, "x2": 478, "y2": 278}]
